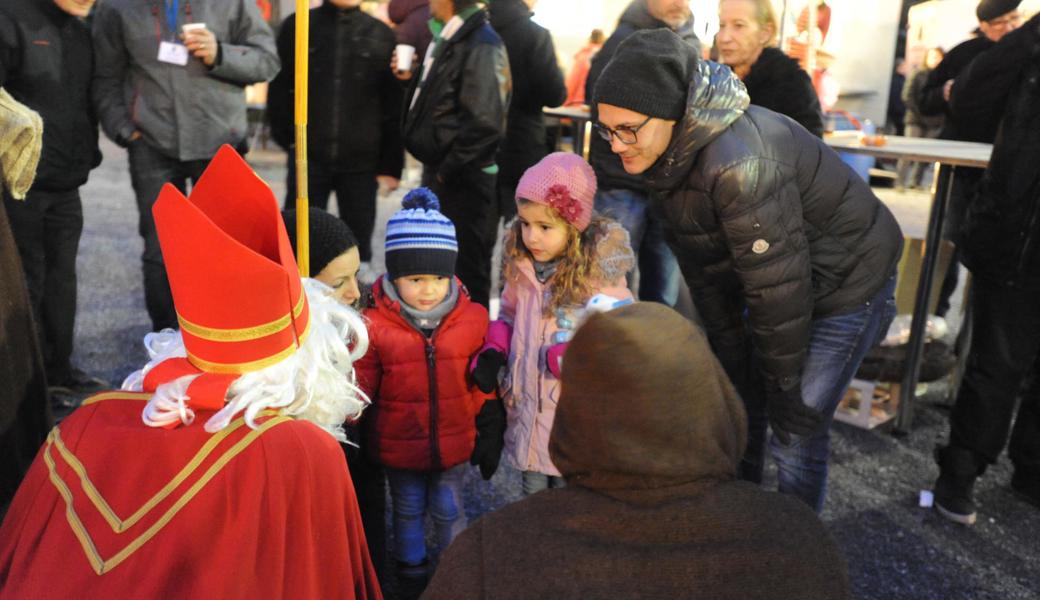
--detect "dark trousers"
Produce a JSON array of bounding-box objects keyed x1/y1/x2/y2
[
  {"x1": 346, "y1": 447, "x2": 387, "y2": 581},
  {"x1": 285, "y1": 160, "x2": 378, "y2": 262},
  {"x1": 936, "y1": 168, "x2": 983, "y2": 317},
  {"x1": 949, "y1": 278, "x2": 1040, "y2": 475},
  {"x1": 127, "y1": 141, "x2": 209, "y2": 331},
  {"x1": 3, "y1": 188, "x2": 83, "y2": 384},
  {"x1": 424, "y1": 167, "x2": 497, "y2": 307}
]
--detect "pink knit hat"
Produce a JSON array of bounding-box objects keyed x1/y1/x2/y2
[{"x1": 515, "y1": 152, "x2": 597, "y2": 231}]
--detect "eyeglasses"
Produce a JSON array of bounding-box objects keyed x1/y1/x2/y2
[
  {"x1": 986, "y1": 12, "x2": 1022, "y2": 28},
  {"x1": 594, "y1": 115, "x2": 653, "y2": 145}
]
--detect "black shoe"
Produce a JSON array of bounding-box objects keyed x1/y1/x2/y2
[
  {"x1": 49, "y1": 367, "x2": 110, "y2": 396},
  {"x1": 933, "y1": 446, "x2": 984, "y2": 525},
  {"x1": 1011, "y1": 470, "x2": 1040, "y2": 509},
  {"x1": 395, "y1": 560, "x2": 429, "y2": 600}
]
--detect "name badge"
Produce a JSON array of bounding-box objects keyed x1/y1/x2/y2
[{"x1": 158, "y1": 41, "x2": 189, "y2": 66}]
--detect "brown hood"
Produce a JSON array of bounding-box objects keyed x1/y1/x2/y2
[{"x1": 549, "y1": 302, "x2": 746, "y2": 492}]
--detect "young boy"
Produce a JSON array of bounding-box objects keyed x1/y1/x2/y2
[{"x1": 355, "y1": 188, "x2": 504, "y2": 599}]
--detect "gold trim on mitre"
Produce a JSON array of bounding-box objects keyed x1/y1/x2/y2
[
  {"x1": 177, "y1": 292, "x2": 306, "y2": 342},
  {"x1": 184, "y1": 317, "x2": 311, "y2": 375}
]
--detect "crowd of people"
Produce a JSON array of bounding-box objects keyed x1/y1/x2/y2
[{"x1": 1, "y1": 0, "x2": 1039, "y2": 598}]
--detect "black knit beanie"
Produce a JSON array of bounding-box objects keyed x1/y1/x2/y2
[
  {"x1": 976, "y1": 0, "x2": 1021, "y2": 21},
  {"x1": 593, "y1": 29, "x2": 696, "y2": 121},
  {"x1": 281, "y1": 207, "x2": 358, "y2": 275}
]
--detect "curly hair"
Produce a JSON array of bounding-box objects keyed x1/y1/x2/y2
[{"x1": 503, "y1": 200, "x2": 613, "y2": 316}]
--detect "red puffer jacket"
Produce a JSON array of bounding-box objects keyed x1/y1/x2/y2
[{"x1": 357, "y1": 278, "x2": 492, "y2": 471}]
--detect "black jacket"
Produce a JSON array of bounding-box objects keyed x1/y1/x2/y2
[
  {"x1": 951, "y1": 14, "x2": 1040, "y2": 289},
  {"x1": 741, "y1": 47, "x2": 823, "y2": 138},
  {"x1": 0, "y1": 0, "x2": 99, "y2": 192},
  {"x1": 585, "y1": 0, "x2": 702, "y2": 192},
  {"x1": 403, "y1": 8, "x2": 510, "y2": 182},
  {"x1": 918, "y1": 35, "x2": 996, "y2": 142},
  {"x1": 488, "y1": 0, "x2": 566, "y2": 188},
  {"x1": 645, "y1": 60, "x2": 903, "y2": 392},
  {"x1": 268, "y1": 4, "x2": 403, "y2": 176}
]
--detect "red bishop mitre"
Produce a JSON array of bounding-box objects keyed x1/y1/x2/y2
[{"x1": 145, "y1": 145, "x2": 310, "y2": 413}]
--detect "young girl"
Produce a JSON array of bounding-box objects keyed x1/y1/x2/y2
[{"x1": 471, "y1": 152, "x2": 635, "y2": 495}]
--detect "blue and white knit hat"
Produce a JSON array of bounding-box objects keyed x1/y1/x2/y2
[{"x1": 385, "y1": 188, "x2": 458, "y2": 279}]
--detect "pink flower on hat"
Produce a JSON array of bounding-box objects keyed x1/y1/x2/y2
[
  {"x1": 515, "y1": 152, "x2": 597, "y2": 231},
  {"x1": 546, "y1": 184, "x2": 583, "y2": 224}
]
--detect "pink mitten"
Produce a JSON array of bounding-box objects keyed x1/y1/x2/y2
[
  {"x1": 546, "y1": 342, "x2": 568, "y2": 379},
  {"x1": 470, "y1": 319, "x2": 513, "y2": 374}
]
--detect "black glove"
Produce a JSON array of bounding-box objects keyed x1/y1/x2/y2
[
  {"x1": 471, "y1": 349, "x2": 507, "y2": 393},
  {"x1": 767, "y1": 387, "x2": 824, "y2": 446},
  {"x1": 470, "y1": 399, "x2": 507, "y2": 480}
]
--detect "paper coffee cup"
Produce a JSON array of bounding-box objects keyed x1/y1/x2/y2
[
  {"x1": 396, "y1": 44, "x2": 416, "y2": 73},
  {"x1": 182, "y1": 22, "x2": 207, "y2": 35}
]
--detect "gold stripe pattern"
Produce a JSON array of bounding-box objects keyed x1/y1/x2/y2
[
  {"x1": 177, "y1": 292, "x2": 306, "y2": 342},
  {"x1": 43, "y1": 412, "x2": 292, "y2": 575},
  {"x1": 81, "y1": 391, "x2": 152, "y2": 406},
  {"x1": 185, "y1": 318, "x2": 311, "y2": 375}
]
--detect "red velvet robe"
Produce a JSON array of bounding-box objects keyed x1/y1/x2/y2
[{"x1": 0, "y1": 392, "x2": 381, "y2": 599}]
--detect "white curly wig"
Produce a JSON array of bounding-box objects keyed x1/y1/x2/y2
[{"x1": 122, "y1": 278, "x2": 370, "y2": 443}]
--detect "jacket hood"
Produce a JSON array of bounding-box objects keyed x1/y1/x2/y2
[
  {"x1": 387, "y1": 0, "x2": 428, "y2": 24},
  {"x1": 488, "y1": 0, "x2": 531, "y2": 29},
  {"x1": 646, "y1": 59, "x2": 749, "y2": 193},
  {"x1": 548, "y1": 303, "x2": 747, "y2": 493}
]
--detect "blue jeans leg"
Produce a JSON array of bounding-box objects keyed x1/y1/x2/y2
[
  {"x1": 521, "y1": 470, "x2": 565, "y2": 495},
  {"x1": 771, "y1": 274, "x2": 898, "y2": 511},
  {"x1": 386, "y1": 465, "x2": 467, "y2": 566}
]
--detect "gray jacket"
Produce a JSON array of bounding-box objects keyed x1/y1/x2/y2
[{"x1": 92, "y1": 0, "x2": 279, "y2": 161}]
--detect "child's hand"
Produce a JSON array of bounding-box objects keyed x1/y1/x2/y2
[{"x1": 471, "y1": 349, "x2": 507, "y2": 393}]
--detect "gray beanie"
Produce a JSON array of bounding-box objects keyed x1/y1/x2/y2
[
  {"x1": 593, "y1": 29, "x2": 696, "y2": 121},
  {"x1": 976, "y1": 0, "x2": 1021, "y2": 21}
]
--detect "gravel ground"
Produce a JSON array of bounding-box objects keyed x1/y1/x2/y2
[{"x1": 69, "y1": 139, "x2": 1040, "y2": 599}]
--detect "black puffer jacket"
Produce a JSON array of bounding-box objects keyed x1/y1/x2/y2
[
  {"x1": 586, "y1": 0, "x2": 701, "y2": 192},
  {"x1": 0, "y1": 0, "x2": 100, "y2": 192},
  {"x1": 741, "y1": 47, "x2": 823, "y2": 138},
  {"x1": 403, "y1": 8, "x2": 510, "y2": 182},
  {"x1": 488, "y1": 0, "x2": 566, "y2": 188},
  {"x1": 645, "y1": 60, "x2": 903, "y2": 391},
  {"x1": 267, "y1": 4, "x2": 403, "y2": 176},
  {"x1": 950, "y1": 14, "x2": 1040, "y2": 289}
]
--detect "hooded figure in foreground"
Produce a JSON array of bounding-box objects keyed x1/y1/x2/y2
[{"x1": 423, "y1": 302, "x2": 850, "y2": 600}]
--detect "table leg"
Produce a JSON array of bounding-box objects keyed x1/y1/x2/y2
[{"x1": 896, "y1": 163, "x2": 956, "y2": 432}]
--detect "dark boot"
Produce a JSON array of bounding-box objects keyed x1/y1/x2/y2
[
  {"x1": 933, "y1": 446, "x2": 985, "y2": 525},
  {"x1": 395, "y1": 560, "x2": 429, "y2": 600},
  {"x1": 1011, "y1": 468, "x2": 1040, "y2": 509}
]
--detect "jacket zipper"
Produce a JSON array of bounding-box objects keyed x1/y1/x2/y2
[{"x1": 425, "y1": 340, "x2": 442, "y2": 471}]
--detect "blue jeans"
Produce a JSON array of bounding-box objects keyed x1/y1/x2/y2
[
  {"x1": 385, "y1": 464, "x2": 467, "y2": 566},
  {"x1": 746, "y1": 273, "x2": 898, "y2": 512},
  {"x1": 594, "y1": 188, "x2": 680, "y2": 305}
]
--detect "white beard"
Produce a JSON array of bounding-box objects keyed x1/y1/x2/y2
[{"x1": 123, "y1": 279, "x2": 371, "y2": 442}]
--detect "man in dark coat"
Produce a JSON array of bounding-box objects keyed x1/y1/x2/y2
[
  {"x1": 397, "y1": 0, "x2": 511, "y2": 307},
  {"x1": 584, "y1": 0, "x2": 701, "y2": 306},
  {"x1": 488, "y1": 0, "x2": 566, "y2": 221},
  {"x1": 0, "y1": 0, "x2": 105, "y2": 398},
  {"x1": 267, "y1": 0, "x2": 404, "y2": 265},
  {"x1": 423, "y1": 302, "x2": 851, "y2": 600},
  {"x1": 594, "y1": 30, "x2": 903, "y2": 511},
  {"x1": 930, "y1": 11, "x2": 1040, "y2": 525},
  {"x1": 0, "y1": 194, "x2": 51, "y2": 518},
  {"x1": 389, "y1": 0, "x2": 433, "y2": 59},
  {"x1": 918, "y1": 0, "x2": 1023, "y2": 317}
]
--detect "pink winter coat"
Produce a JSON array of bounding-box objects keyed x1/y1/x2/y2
[{"x1": 499, "y1": 220, "x2": 634, "y2": 476}]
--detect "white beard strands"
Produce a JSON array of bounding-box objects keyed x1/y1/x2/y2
[{"x1": 126, "y1": 279, "x2": 371, "y2": 442}]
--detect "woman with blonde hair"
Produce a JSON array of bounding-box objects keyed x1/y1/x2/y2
[{"x1": 715, "y1": 0, "x2": 824, "y2": 136}]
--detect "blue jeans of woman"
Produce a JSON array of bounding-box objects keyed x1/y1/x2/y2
[
  {"x1": 385, "y1": 464, "x2": 467, "y2": 566},
  {"x1": 743, "y1": 273, "x2": 898, "y2": 512}
]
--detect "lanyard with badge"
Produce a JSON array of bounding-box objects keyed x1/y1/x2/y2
[{"x1": 154, "y1": 0, "x2": 193, "y2": 66}]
